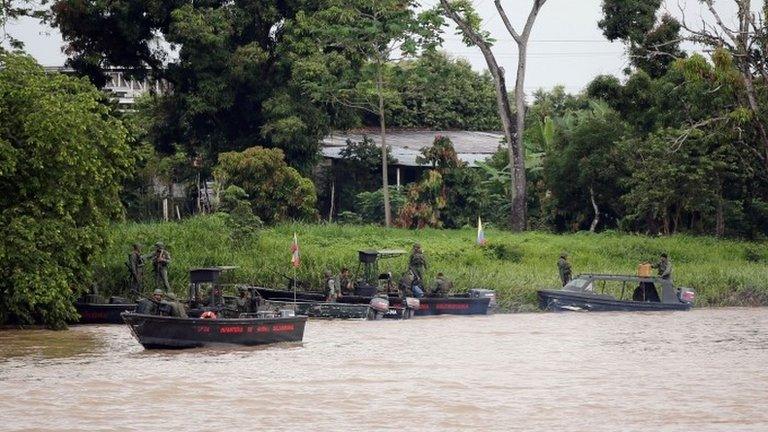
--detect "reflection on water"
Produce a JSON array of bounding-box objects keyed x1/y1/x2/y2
[{"x1": 1, "y1": 308, "x2": 767, "y2": 432}]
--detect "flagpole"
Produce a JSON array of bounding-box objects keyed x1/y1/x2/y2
[{"x1": 293, "y1": 265, "x2": 297, "y2": 306}]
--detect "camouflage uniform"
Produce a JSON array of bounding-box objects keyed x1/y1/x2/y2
[
  {"x1": 653, "y1": 256, "x2": 673, "y2": 280},
  {"x1": 399, "y1": 270, "x2": 416, "y2": 297},
  {"x1": 338, "y1": 271, "x2": 354, "y2": 296},
  {"x1": 557, "y1": 255, "x2": 572, "y2": 287},
  {"x1": 408, "y1": 245, "x2": 428, "y2": 285},
  {"x1": 324, "y1": 271, "x2": 338, "y2": 302},
  {"x1": 164, "y1": 292, "x2": 188, "y2": 318},
  {"x1": 152, "y1": 242, "x2": 172, "y2": 291},
  {"x1": 127, "y1": 245, "x2": 144, "y2": 292},
  {"x1": 236, "y1": 288, "x2": 252, "y2": 313},
  {"x1": 431, "y1": 274, "x2": 452, "y2": 297}
]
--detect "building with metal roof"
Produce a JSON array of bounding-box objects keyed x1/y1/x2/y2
[{"x1": 322, "y1": 129, "x2": 504, "y2": 168}]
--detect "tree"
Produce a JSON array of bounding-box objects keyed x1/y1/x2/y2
[
  {"x1": 289, "y1": 0, "x2": 442, "y2": 227},
  {"x1": 543, "y1": 101, "x2": 630, "y2": 232},
  {"x1": 438, "y1": 0, "x2": 547, "y2": 231},
  {"x1": 0, "y1": 54, "x2": 133, "y2": 328},
  {"x1": 49, "y1": 0, "x2": 332, "y2": 171},
  {"x1": 386, "y1": 51, "x2": 500, "y2": 130},
  {"x1": 214, "y1": 146, "x2": 318, "y2": 224}
]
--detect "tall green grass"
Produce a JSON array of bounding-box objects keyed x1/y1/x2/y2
[{"x1": 95, "y1": 215, "x2": 768, "y2": 310}]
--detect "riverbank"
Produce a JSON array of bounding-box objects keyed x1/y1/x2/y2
[{"x1": 95, "y1": 215, "x2": 768, "y2": 310}]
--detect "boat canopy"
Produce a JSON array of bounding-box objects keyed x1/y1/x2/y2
[
  {"x1": 563, "y1": 274, "x2": 679, "y2": 304},
  {"x1": 357, "y1": 249, "x2": 406, "y2": 263}
]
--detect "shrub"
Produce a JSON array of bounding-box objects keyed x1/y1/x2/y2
[{"x1": 214, "y1": 146, "x2": 318, "y2": 223}]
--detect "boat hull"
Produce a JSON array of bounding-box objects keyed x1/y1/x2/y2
[
  {"x1": 73, "y1": 303, "x2": 137, "y2": 324},
  {"x1": 121, "y1": 312, "x2": 307, "y2": 349},
  {"x1": 253, "y1": 287, "x2": 492, "y2": 316},
  {"x1": 537, "y1": 290, "x2": 692, "y2": 312},
  {"x1": 263, "y1": 300, "x2": 380, "y2": 320}
]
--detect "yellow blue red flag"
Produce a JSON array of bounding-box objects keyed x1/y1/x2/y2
[{"x1": 477, "y1": 217, "x2": 486, "y2": 245}]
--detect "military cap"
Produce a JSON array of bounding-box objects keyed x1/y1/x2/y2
[
  {"x1": 166, "y1": 292, "x2": 177, "y2": 300},
  {"x1": 153, "y1": 289, "x2": 165, "y2": 295}
]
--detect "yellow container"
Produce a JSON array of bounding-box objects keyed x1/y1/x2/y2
[{"x1": 637, "y1": 263, "x2": 652, "y2": 277}]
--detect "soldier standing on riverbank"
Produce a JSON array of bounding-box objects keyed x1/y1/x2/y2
[
  {"x1": 127, "y1": 243, "x2": 144, "y2": 293},
  {"x1": 152, "y1": 242, "x2": 172, "y2": 291},
  {"x1": 558, "y1": 253, "x2": 572, "y2": 286},
  {"x1": 653, "y1": 253, "x2": 673, "y2": 280}
]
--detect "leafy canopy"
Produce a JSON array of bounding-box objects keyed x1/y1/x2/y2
[{"x1": 0, "y1": 54, "x2": 133, "y2": 328}]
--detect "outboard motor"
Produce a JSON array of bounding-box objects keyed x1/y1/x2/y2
[
  {"x1": 404, "y1": 297, "x2": 420, "y2": 310},
  {"x1": 679, "y1": 287, "x2": 696, "y2": 304},
  {"x1": 469, "y1": 289, "x2": 497, "y2": 309},
  {"x1": 369, "y1": 297, "x2": 390, "y2": 313}
]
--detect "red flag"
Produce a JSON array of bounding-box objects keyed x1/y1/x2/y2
[{"x1": 290, "y1": 233, "x2": 300, "y2": 268}]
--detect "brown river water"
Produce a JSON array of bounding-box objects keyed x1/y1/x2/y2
[{"x1": 1, "y1": 308, "x2": 767, "y2": 432}]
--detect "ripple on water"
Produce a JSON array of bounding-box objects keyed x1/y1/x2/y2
[{"x1": 0, "y1": 308, "x2": 767, "y2": 432}]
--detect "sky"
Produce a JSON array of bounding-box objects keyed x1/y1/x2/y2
[{"x1": 2, "y1": 0, "x2": 755, "y2": 94}]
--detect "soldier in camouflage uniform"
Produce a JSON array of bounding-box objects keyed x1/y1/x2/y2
[
  {"x1": 323, "y1": 270, "x2": 338, "y2": 302},
  {"x1": 152, "y1": 242, "x2": 172, "y2": 291},
  {"x1": 430, "y1": 272, "x2": 452, "y2": 297},
  {"x1": 398, "y1": 270, "x2": 416, "y2": 298},
  {"x1": 163, "y1": 292, "x2": 188, "y2": 318},
  {"x1": 338, "y1": 267, "x2": 354, "y2": 296},
  {"x1": 408, "y1": 243, "x2": 428, "y2": 287},
  {"x1": 236, "y1": 287, "x2": 252, "y2": 313},
  {"x1": 652, "y1": 253, "x2": 673, "y2": 280},
  {"x1": 127, "y1": 243, "x2": 145, "y2": 293},
  {"x1": 557, "y1": 253, "x2": 572, "y2": 287}
]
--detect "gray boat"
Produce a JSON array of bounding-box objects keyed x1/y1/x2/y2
[{"x1": 538, "y1": 274, "x2": 695, "y2": 312}]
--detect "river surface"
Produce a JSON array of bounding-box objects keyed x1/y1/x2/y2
[{"x1": 1, "y1": 308, "x2": 767, "y2": 432}]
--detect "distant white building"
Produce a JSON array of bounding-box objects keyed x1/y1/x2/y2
[{"x1": 43, "y1": 66, "x2": 168, "y2": 106}]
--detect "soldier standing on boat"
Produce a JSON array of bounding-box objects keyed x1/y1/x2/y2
[
  {"x1": 127, "y1": 243, "x2": 145, "y2": 293},
  {"x1": 338, "y1": 267, "x2": 354, "y2": 295},
  {"x1": 409, "y1": 243, "x2": 428, "y2": 288},
  {"x1": 430, "y1": 272, "x2": 452, "y2": 297},
  {"x1": 236, "y1": 287, "x2": 252, "y2": 313},
  {"x1": 558, "y1": 253, "x2": 572, "y2": 286},
  {"x1": 323, "y1": 270, "x2": 338, "y2": 302},
  {"x1": 152, "y1": 242, "x2": 172, "y2": 291},
  {"x1": 652, "y1": 253, "x2": 673, "y2": 280}
]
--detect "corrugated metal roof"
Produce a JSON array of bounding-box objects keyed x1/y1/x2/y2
[{"x1": 322, "y1": 130, "x2": 504, "y2": 167}]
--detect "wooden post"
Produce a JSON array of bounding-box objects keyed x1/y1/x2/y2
[
  {"x1": 329, "y1": 179, "x2": 335, "y2": 222},
  {"x1": 396, "y1": 167, "x2": 401, "y2": 190},
  {"x1": 162, "y1": 198, "x2": 169, "y2": 221},
  {"x1": 175, "y1": 205, "x2": 181, "y2": 220}
]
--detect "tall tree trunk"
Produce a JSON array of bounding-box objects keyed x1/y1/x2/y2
[
  {"x1": 439, "y1": 0, "x2": 529, "y2": 231},
  {"x1": 589, "y1": 186, "x2": 600, "y2": 232},
  {"x1": 376, "y1": 66, "x2": 392, "y2": 227},
  {"x1": 511, "y1": 41, "x2": 528, "y2": 231}
]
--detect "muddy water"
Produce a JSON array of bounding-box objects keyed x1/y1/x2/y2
[{"x1": 1, "y1": 308, "x2": 767, "y2": 432}]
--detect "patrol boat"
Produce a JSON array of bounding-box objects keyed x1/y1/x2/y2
[
  {"x1": 253, "y1": 250, "x2": 495, "y2": 316},
  {"x1": 537, "y1": 274, "x2": 695, "y2": 312},
  {"x1": 260, "y1": 297, "x2": 394, "y2": 320},
  {"x1": 73, "y1": 291, "x2": 136, "y2": 324},
  {"x1": 121, "y1": 311, "x2": 307, "y2": 349}
]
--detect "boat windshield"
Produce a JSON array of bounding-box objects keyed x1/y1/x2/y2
[{"x1": 564, "y1": 278, "x2": 593, "y2": 292}]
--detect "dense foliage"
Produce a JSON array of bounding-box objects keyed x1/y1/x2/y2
[
  {"x1": 214, "y1": 146, "x2": 318, "y2": 224},
  {"x1": 385, "y1": 52, "x2": 500, "y2": 130},
  {"x1": 49, "y1": 0, "x2": 333, "y2": 171},
  {"x1": 0, "y1": 54, "x2": 133, "y2": 328}
]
